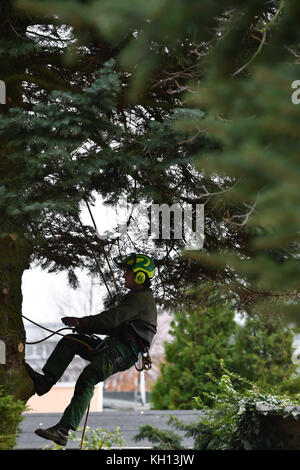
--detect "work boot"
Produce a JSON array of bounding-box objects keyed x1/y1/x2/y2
[
  {"x1": 35, "y1": 423, "x2": 69, "y2": 447},
  {"x1": 24, "y1": 362, "x2": 55, "y2": 396}
]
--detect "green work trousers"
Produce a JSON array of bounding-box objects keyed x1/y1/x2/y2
[{"x1": 42, "y1": 333, "x2": 139, "y2": 430}]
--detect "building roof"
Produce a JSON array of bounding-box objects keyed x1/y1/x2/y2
[{"x1": 16, "y1": 410, "x2": 202, "y2": 450}]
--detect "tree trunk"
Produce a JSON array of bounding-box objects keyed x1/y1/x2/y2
[
  {"x1": 0, "y1": 232, "x2": 34, "y2": 401},
  {"x1": 0, "y1": 5, "x2": 34, "y2": 403}
]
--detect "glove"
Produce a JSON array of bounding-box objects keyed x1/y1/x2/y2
[{"x1": 61, "y1": 317, "x2": 83, "y2": 329}]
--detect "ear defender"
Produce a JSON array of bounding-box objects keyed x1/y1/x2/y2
[{"x1": 134, "y1": 271, "x2": 146, "y2": 284}]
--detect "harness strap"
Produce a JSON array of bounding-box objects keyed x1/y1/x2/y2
[{"x1": 106, "y1": 345, "x2": 127, "y2": 371}]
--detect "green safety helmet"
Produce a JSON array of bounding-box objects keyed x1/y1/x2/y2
[{"x1": 114, "y1": 252, "x2": 156, "y2": 284}]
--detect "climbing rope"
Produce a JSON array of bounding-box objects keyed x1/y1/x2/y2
[
  {"x1": 25, "y1": 327, "x2": 71, "y2": 344},
  {"x1": 21, "y1": 195, "x2": 150, "y2": 448},
  {"x1": 74, "y1": 197, "x2": 125, "y2": 449},
  {"x1": 21, "y1": 198, "x2": 123, "y2": 449},
  {"x1": 80, "y1": 401, "x2": 90, "y2": 450},
  {"x1": 78, "y1": 191, "x2": 123, "y2": 304},
  {"x1": 1, "y1": 304, "x2": 98, "y2": 357}
]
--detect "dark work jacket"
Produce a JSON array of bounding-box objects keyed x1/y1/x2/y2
[{"x1": 80, "y1": 288, "x2": 157, "y2": 346}]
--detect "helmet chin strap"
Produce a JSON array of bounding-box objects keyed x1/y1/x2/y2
[{"x1": 130, "y1": 283, "x2": 145, "y2": 291}]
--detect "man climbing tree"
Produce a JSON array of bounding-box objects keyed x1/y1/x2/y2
[{"x1": 25, "y1": 253, "x2": 157, "y2": 447}]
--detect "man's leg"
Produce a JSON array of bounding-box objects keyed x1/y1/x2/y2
[
  {"x1": 34, "y1": 361, "x2": 104, "y2": 446},
  {"x1": 59, "y1": 348, "x2": 116, "y2": 431},
  {"x1": 59, "y1": 338, "x2": 139, "y2": 431},
  {"x1": 35, "y1": 338, "x2": 138, "y2": 445},
  {"x1": 42, "y1": 333, "x2": 98, "y2": 382},
  {"x1": 26, "y1": 334, "x2": 100, "y2": 396}
]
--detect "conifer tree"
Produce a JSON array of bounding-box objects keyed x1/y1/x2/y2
[
  {"x1": 151, "y1": 287, "x2": 239, "y2": 409},
  {"x1": 151, "y1": 291, "x2": 298, "y2": 410},
  {"x1": 232, "y1": 314, "x2": 298, "y2": 393},
  {"x1": 18, "y1": 0, "x2": 299, "y2": 320}
]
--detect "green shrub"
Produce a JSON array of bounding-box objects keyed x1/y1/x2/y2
[
  {"x1": 133, "y1": 423, "x2": 185, "y2": 450},
  {"x1": 0, "y1": 387, "x2": 28, "y2": 450},
  {"x1": 190, "y1": 363, "x2": 300, "y2": 449},
  {"x1": 135, "y1": 361, "x2": 300, "y2": 450}
]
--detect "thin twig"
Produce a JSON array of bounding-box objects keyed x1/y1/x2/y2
[
  {"x1": 232, "y1": 29, "x2": 267, "y2": 77},
  {"x1": 223, "y1": 200, "x2": 257, "y2": 226}
]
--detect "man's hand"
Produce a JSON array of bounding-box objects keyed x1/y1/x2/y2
[{"x1": 61, "y1": 317, "x2": 83, "y2": 329}]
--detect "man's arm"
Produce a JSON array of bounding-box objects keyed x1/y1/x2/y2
[
  {"x1": 62, "y1": 293, "x2": 141, "y2": 334},
  {"x1": 61, "y1": 316, "x2": 113, "y2": 335}
]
